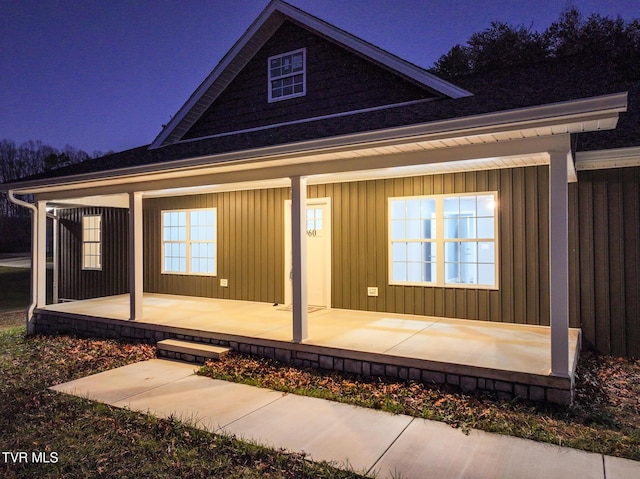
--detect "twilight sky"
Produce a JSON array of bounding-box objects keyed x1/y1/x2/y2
[{"x1": 1, "y1": 0, "x2": 638, "y2": 155}]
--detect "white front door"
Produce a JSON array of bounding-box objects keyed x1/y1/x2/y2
[{"x1": 284, "y1": 198, "x2": 331, "y2": 308}]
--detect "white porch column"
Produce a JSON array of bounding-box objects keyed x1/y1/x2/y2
[
  {"x1": 549, "y1": 150, "x2": 570, "y2": 377},
  {"x1": 36, "y1": 201, "x2": 47, "y2": 308},
  {"x1": 52, "y1": 210, "x2": 59, "y2": 304},
  {"x1": 129, "y1": 192, "x2": 143, "y2": 321},
  {"x1": 291, "y1": 176, "x2": 308, "y2": 343}
]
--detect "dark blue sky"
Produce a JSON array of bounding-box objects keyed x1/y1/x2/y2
[{"x1": 1, "y1": 0, "x2": 638, "y2": 154}]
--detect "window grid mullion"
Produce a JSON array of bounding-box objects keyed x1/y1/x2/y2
[
  {"x1": 186, "y1": 212, "x2": 192, "y2": 273},
  {"x1": 436, "y1": 197, "x2": 445, "y2": 287}
]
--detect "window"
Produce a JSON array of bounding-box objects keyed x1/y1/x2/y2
[
  {"x1": 82, "y1": 215, "x2": 102, "y2": 270},
  {"x1": 162, "y1": 208, "x2": 216, "y2": 275},
  {"x1": 389, "y1": 193, "x2": 498, "y2": 288},
  {"x1": 306, "y1": 207, "x2": 323, "y2": 236},
  {"x1": 268, "y1": 49, "x2": 306, "y2": 102}
]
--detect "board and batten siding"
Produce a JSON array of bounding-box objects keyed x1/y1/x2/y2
[
  {"x1": 183, "y1": 21, "x2": 433, "y2": 140},
  {"x1": 141, "y1": 166, "x2": 552, "y2": 328},
  {"x1": 144, "y1": 188, "x2": 288, "y2": 304},
  {"x1": 570, "y1": 166, "x2": 640, "y2": 358},
  {"x1": 309, "y1": 166, "x2": 553, "y2": 326},
  {"x1": 55, "y1": 166, "x2": 640, "y2": 357},
  {"x1": 57, "y1": 207, "x2": 129, "y2": 300}
]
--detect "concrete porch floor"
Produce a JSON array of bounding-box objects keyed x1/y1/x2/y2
[{"x1": 41, "y1": 293, "x2": 580, "y2": 382}]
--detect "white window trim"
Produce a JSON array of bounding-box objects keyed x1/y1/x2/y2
[
  {"x1": 388, "y1": 192, "x2": 499, "y2": 290},
  {"x1": 161, "y1": 208, "x2": 217, "y2": 277},
  {"x1": 268, "y1": 48, "x2": 306, "y2": 103},
  {"x1": 81, "y1": 214, "x2": 102, "y2": 271}
]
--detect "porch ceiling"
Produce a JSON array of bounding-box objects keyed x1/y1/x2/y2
[
  {"x1": 39, "y1": 135, "x2": 563, "y2": 204},
  {"x1": 143, "y1": 152, "x2": 551, "y2": 199},
  {"x1": 47, "y1": 194, "x2": 130, "y2": 209}
]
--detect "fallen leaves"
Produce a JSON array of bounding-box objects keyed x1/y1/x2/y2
[
  {"x1": 199, "y1": 349, "x2": 640, "y2": 461},
  {"x1": 1, "y1": 331, "x2": 368, "y2": 478},
  {"x1": 574, "y1": 351, "x2": 640, "y2": 430}
]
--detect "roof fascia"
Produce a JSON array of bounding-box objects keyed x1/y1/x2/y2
[
  {"x1": 2, "y1": 91, "x2": 626, "y2": 195},
  {"x1": 272, "y1": 1, "x2": 472, "y2": 98},
  {"x1": 149, "y1": 2, "x2": 286, "y2": 149},
  {"x1": 576, "y1": 146, "x2": 640, "y2": 170},
  {"x1": 35, "y1": 136, "x2": 570, "y2": 202},
  {"x1": 149, "y1": 0, "x2": 471, "y2": 149}
]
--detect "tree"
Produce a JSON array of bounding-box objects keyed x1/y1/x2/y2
[
  {"x1": 466, "y1": 21, "x2": 548, "y2": 73},
  {"x1": 546, "y1": 8, "x2": 640, "y2": 78},
  {"x1": 430, "y1": 44, "x2": 472, "y2": 78},
  {"x1": 43, "y1": 145, "x2": 91, "y2": 172},
  {"x1": 0, "y1": 140, "x2": 93, "y2": 217},
  {"x1": 430, "y1": 7, "x2": 640, "y2": 78}
]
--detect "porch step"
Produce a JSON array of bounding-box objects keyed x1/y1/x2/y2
[{"x1": 157, "y1": 339, "x2": 231, "y2": 364}]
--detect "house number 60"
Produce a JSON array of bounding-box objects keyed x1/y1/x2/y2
[{"x1": 306, "y1": 229, "x2": 317, "y2": 237}]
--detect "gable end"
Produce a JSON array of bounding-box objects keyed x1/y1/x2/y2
[
  {"x1": 149, "y1": 0, "x2": 471, "y2": 149},
  {"x1": 181, "y1": 21, "x2": 439, "y2": 141}
]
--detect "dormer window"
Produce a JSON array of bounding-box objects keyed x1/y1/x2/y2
[{"x1": 268, "y1": 48, "x2": 306, "y2": 102}]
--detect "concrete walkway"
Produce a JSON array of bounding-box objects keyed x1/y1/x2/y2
[
  {"x1": 0, "y1": 254, "x2": 31, "y2": 268},
  {"x1": 0, "y1": 254, "x2": 53, "y2": 269},
  {"x1": 50, "y1": 359, "x2": 640, "y2": 479}
]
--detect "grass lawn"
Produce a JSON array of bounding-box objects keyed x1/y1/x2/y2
[
  {"x1": 0, "y1": 266, "x2": 30, "y2": 312},
  {"x1": 0, "y1": 324, "x2": 365, "y2": 479},
  {"x1": 0, "y1": 310, "x2": 25, "y2": 329},
  {"x1": 0, "y1": 265, "x2": 53, "y2": 313},
  {"x1": 0, "y1": 255, "x2": 637, "y2": 472}
]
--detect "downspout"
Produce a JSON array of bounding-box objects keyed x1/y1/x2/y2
[{"x1": 7, "y1": 191, "x2": 38, "y2": 334}]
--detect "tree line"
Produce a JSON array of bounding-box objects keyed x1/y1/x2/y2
[
  {"x1": 0, "y1": 139, "x2": 109, "y2": 217},
  {"x1": 430, "y1": 7, "x2": 640, "y2": 78},
  {"x1": 2, "y1": 7, "x2": 638, "y2": 218}
]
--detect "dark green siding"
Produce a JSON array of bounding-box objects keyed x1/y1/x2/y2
[
  {"x1": 57, "y1": 207, "x2": 129, "y2": 300},
  {"x1": 571, "y1": 167, "x2": 640, "y2": 357},
  {"x1": 144, "y1": 188, "x2": 288, "y2": 304},
  {"x1": 310, "y1": 166, "x2": 553, "y2": 326},
  {"x1": 139, "y1": 166, "x2": 640, "y2": 356},
  {"x1": 183, "y1": 21, "x2": 434, "y2": 140}
]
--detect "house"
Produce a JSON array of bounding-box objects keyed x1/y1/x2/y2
[{"x1": 2, "y1": 0, "x2": 639, "y2": 404}]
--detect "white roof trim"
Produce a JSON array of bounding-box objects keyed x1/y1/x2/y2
[
  {"x1": 2, "y1": 92, "x2": 626, "y2": 196},
  {"x1": 575, "y1": 146, "x2": 640, "y2": 171},
  {"x1": 149, "y1": 0, "x2": 471, "y2": 149},
  {"x1": 48, "y1": 194, "x2": 130, "y2": 209},
  {"x1": 144, "y1": 153, "x2": 551, "y2": 198},
  {"x1": 175, "y1": 98, "x2": 434, "y2": 144}
]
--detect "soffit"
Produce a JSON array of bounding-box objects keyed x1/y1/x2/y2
[
  {"x1": 32, "y1": 133, "x2": 568, "y2": 203},
  {"x1": 143, "y1": 153, "x2": 550, "y2": 198}
]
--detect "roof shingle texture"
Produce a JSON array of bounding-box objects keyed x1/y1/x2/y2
[{"x1": 11, "y1": 56, "x2": 639, "y2": 184}]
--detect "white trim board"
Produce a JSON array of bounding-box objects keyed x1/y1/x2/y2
[
  {"x1": 175, "y1": 98, "x2": 434, "y2": 145},
  {"x1": 4, "y1": 92, "x2": 624, "y2": 196},
  {"x1": 575, "y1": 146, "x2": 640, "y2": 170}
]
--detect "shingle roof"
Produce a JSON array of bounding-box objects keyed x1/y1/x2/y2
[
  {"x1": 9, "y1": 55, "x2": 639, "y2": 185},
  {"x1": 151, "y1": 0, "x2": 472, "y2": 148}
]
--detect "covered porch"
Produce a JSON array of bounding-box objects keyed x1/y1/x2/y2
[
  {"x1": 12, "y1": 94, "x2": 627, "y2": 407},
  {"x1": 36, "y1": 293, "x2": 581, "y2": 404}
]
